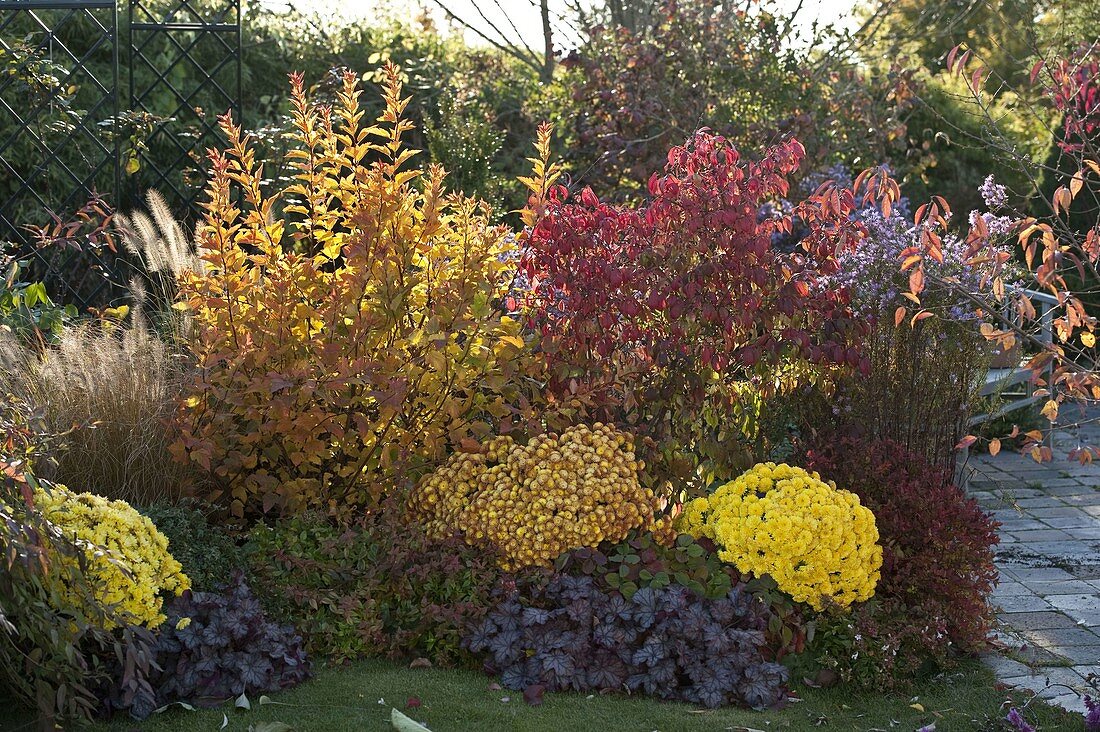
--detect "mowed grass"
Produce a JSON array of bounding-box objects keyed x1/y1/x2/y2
[{"x1": 1, "y1": 657, "x2": 1080, "y2": 732}]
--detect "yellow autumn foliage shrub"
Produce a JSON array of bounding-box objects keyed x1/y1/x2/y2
[
  {"x1": 174, "y1": 64, "x2": 532, "y2": 517},
  {"x1": 678, "y1": 462, "x2": 882, "y2": 610},
  {"x1": 409, "y1": 424, "x2": 674, "y2": 570},
  {"x1": 34, "y1": 485, "x2": 189, "y2": 628}
]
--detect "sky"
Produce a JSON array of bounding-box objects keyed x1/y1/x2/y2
[{"x1": 260, "y1": 0, "x2": 865, "y2": 50}]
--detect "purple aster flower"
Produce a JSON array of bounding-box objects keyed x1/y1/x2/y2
[
  {"x1": 980, "y1": 174, "x2": 1008, "y2": 209},
  {"x1": 1085, "y1": 694, "x2": 1100, "y2": 732},
  {"x1": 1005, "y1": 707, "x2": 1036, "y2": 732}
]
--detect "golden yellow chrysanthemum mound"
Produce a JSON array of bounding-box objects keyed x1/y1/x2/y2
[
  {"x1": 410, "y1": 424, "x2": 673, "y2": 570},
  {"x1": 34, "y1": 485, "x2": 190, "y2": 629},
  {"x1": 677, "y1": 463, "x2": 882, "y2": 610}
]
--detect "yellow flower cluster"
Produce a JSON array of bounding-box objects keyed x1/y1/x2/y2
[
  {"x1": 35, "y1": 485, "x2": 190, "y2": 629},
  {"x1": 677, "y1": 463, "x2": 882, "y2": 610},
  {"x1": 410, "y1": 424, "x2": 671, "y2": 570}
]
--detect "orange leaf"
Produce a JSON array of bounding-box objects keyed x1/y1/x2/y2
[{"x1": 955, "y1": 435, "x2": 978, "y2": 450}]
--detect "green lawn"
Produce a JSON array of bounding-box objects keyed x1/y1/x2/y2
[{"x1": 1, "y1": 657, "x2": 1081, "y2": 732}]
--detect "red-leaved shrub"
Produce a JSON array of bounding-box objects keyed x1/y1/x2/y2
[
  {"x1": 805, "y1": 437, "x2": 999, "y2": 673},
  {"x1": 521, "y1": 129, "x2": 881, "y2": 490}
]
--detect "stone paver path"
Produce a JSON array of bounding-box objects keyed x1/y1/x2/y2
[{"x1": 967, "y1": 421, "x2": 1100, "y2": 714}]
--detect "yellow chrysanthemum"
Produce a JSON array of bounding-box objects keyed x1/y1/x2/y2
[
  {"x1": 35, "y1": 485, "x2": 190, "y2": 629},
  {"x1": 409, "y1": 424, "x2": 668, "y2": 570},
  {"x1": 676, "y1": 463, "x2": 882, "y2": 610}
]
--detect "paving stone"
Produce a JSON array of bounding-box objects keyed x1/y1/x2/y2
[
  {"x1": 982, "y1": 653, "x2": 1034, "y2": 679},
  {"x1": 1020, "y1": 626, "x2": 1100, "y2": 649},
  {"x1": 1020, "y1": 579, "x2": 1100, "y2": 596},
  {"x1": 1011, "y1": 642, "x2": 1071, "y2": 666},
  {"x1": 996, "y1": 595, "x2": 1055, "y2": 613},
  {"x1": 1036, "y1": 478, "x2": 1094, "y2": 488},
  {"x1": 1062, "y1": 494, "x2": 1100, "y2": 505},
  {"x1": 1012, "y1": 529, "x2": 1076, "y2": 542},
  {"x1": 970, "y1": 437, "x2": 1100, "y2": 700},
  {"x1": 1030, "y1": 666, "x2": 1091, "y2": 694},
  {"x1": 1046, "y1": 594, "x2": 1100, "y2": 612},
  {"x1": 998, "y1": 522, "x2": 1049, "y2": 535},
  {"x1": 1045, "y1": 692, "x2": 1089, "y2": 714},
  {"x1": 1063, "y1": 609, "x2": 1100, "y2": 629},
  {"x1": 1052, "y1": 645, "x2": 1100, "y2": 664},
  {"x1": 1002, "y1": 567, "x2": 1077, "y2": 581},
  {"x1": 993, "y1": 581, "x2": 1033, "y2": 597},
  {"x1": 1000, "y1": 667, "x2": 1085, "y2": 697},
  {"x1": 1015, "y1": 496, "x2": 1070, "y2": 507},
  {"x1": 1031, "y1": 506, "x2": 1091, "y2": 518},
  {"x1": 1071, "y1": 664, "x2": 1100, "y2": 682},
  {"x1": 1046, "y1": 483, "x2": 1097, "y2": 496},
  {"x1": 1021, "y1": 540, "x2": 1099, "y2": 557},
  {"x1": 1043, "y1": 515, "x2": 1100, "y2": 530},
  {"x1": 998, "y1": 488, "x2": 1051, "y2": 499},
  {"x1": 997, "y1": 611, "x2": 1082, "y2": 630}
]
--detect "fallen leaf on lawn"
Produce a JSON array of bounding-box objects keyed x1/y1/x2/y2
[
  {"x1": 487, "y1": 683, "x2": 502, "y2": 692},
  {"x1": 258, "y1": 695, "x2": 274, "y2": 706},
  {"x1": 910, "y1": 703, "x2": 925, "y2": 712},
  {"x1": 406, "y1": 696, "x2": 422, "y2": 710},
  {"x1": 500, "y1": 696, "x2": 510, "y2": 703},
  {"x1": 221, "y1": 713, "x2": 229, "y2": 730},
  {"x1": 523, "y1": 683, "x2": 546, "y2": 706},
  {"x1": 390, "y1": 708, "x2": 431, "y2": 732},
  {"x1": 236, "y1": 693, "x2": 251, "y2": 710},
  {"x1": 409, "y1": 657, "x2": 432, "y2": 670}
]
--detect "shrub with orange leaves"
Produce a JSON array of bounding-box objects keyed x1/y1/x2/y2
[{"x1": 173, "y1": 65, "x2": 532, "y2": 518}]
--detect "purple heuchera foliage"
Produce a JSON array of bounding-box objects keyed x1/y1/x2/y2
[
  {"x1": 465, "y1": 575, "x2": 788, "y2": 710},
  {"x1": 152, "y1": 572, "x2": 311, "y2": 713}
]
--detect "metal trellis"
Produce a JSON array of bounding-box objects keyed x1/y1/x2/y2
[
  {"x1": 0, "y1": 0, "x2": 123, "y2": 307},
  {"x1": 126, "y1": 0, "x2": 242, "y2": 219}
]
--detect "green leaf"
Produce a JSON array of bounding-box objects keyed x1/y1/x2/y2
[{"x1": 391, "y1": 708, "x2": 431, "y2": 732}]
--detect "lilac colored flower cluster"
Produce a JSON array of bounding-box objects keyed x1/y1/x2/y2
[
  {"x1": 1004, "y1": 707, "x2": 1036, "y2": 732},
  {"x1": 1085, "y1": 694, "x2": 1100, "y2": 732},
  {"x1": 969, "y1": 209, "x2": 1016, "y2": 238},
  {"x1": 831, "y1": 208, "x2": 999, "y2": 319},
  {"x1": 979, "y1": 174, "x2": 1008, "y2": 209},
  {"x1": 823, "y1": 171, "x2": 1027, "y2": 319}
]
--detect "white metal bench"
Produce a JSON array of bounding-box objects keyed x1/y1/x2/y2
[{"x1": 968, "y1": 288, "x2": 1058, "y2": 428}]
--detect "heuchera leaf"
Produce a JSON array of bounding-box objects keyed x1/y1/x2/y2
[
  {"x1": 142, "y1": 573, "x2": 311, "y2": 717},
  {"x1": 467, "y1": 577, "x2": 788, "y2": 709}
]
